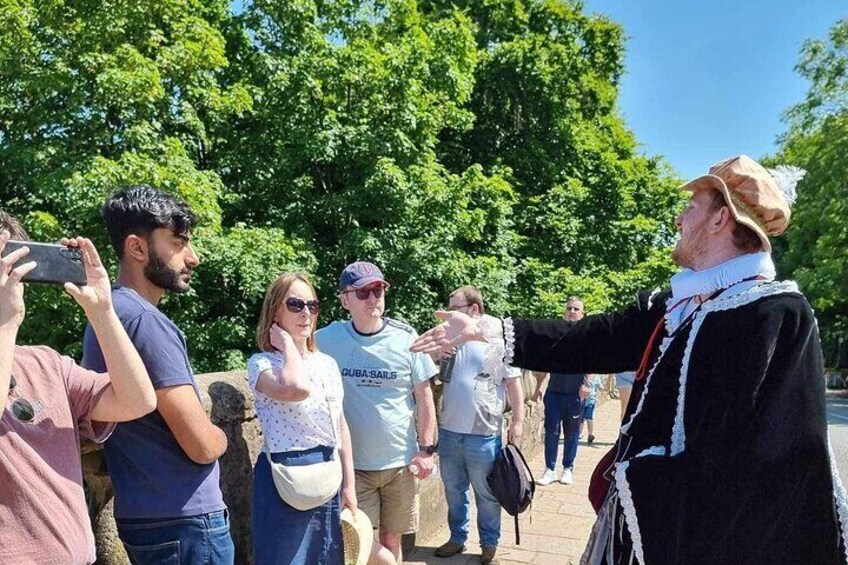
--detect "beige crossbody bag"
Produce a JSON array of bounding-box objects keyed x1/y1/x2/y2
[{"x1": 263, "y1": 367, "x2": 343, "y2": 511}]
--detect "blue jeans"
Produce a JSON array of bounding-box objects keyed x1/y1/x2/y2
[
  {"x1": 543, "y1": 391, "x2": 583, "y2": 471},
  {"x1": 439, "y1": 428, "x2": 503, "y2": 548},
  {"x1": 117, "y1": 509, "x2": 234, "y2": 565}
]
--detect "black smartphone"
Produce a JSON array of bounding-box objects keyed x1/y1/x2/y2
[{"x1": 1, "y1": 240, "x2": 87, "y2": 286}]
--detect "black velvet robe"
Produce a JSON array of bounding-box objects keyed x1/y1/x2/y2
[{"x1": 511, "y1": 281, "x2": 847, "y2": 565}]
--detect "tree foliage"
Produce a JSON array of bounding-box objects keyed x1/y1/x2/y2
[
  {"x1": 1, "y1": 0, "x2": 681, "y2": 369},
  {"x1": 771, "y1": 17, "x2": 848, "y2": 366}
]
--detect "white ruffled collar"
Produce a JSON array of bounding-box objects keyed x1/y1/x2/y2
[
  {"x1": 670, "y1": 252, "x2": 775, "y2": 302},
  {"x1": 666, "y1": 252, "x2": 776, "y2": 333}
]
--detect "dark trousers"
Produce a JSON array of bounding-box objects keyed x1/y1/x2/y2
[{"x1": 543, "y1": 391, "x2": 583, "y2": 470}]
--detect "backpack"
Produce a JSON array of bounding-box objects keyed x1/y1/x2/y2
[{"x1": 486, "y1": 443, "x2": 535, "y2": 544}]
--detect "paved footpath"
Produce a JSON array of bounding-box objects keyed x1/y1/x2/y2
[{"x1": 406, "y1": 398, "x2": 621, "y2": 565}]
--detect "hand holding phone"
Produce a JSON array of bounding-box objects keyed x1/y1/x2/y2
[
  {"x1": 0, "y1": 232, "x2": 37, "y2": 328},
  {"x1": 1, "y1": 240, "x2": 86, "y2": 286},
  {"x1": 59, "y1": 237, "x2": 114, "y2": 318},
  {"x1": 0, "y1": 234, "x2": 114, "y2": 319}
]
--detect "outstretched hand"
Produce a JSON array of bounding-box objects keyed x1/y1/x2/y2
[
  {"x1": 61, "y1": 237, "x2": 113, "y2": 316},
  {"x1": 409, "y1": 310, "x2": 483, "y2": 356}
]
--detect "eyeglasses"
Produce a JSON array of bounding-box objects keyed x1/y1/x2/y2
[
  {"x1": 8, "y1": 375, "x2": 35, "y2": 423},
  {"x1": 566, "y1": 306, "x2": 583, "y2": 313},
  {"x1": 343, "y1": 285, "x2": 386, "y2": 300},
  {"x1": 448, "y1": 303, "x2": 471, "y2": 312},
  {"x1": 285, "y1": 297, "x2": 321, "y2": 314}
]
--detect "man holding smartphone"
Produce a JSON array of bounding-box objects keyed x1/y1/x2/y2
[
  {"x1": 82, "y1": 186, "x2": 234, "y2": 564},
  {"x1": 0, "y1": 212, "x2": 156, "y2": 565}
]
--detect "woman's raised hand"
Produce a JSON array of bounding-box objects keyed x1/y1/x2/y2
[{"x1": 269, "y1": 323, "x2": 295, "y2": 355}]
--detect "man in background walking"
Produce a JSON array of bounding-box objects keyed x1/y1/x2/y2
[{"x1": 531, "y1": 296, "x2": 588, "y2": 486}]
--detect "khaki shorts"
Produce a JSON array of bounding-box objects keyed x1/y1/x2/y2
[{"x1": 355, "y1": 467, "x2": 419, "y2": 535}]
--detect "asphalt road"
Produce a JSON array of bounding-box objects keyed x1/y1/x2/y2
[{"x1": 828, "y1": 393, "x2": 848, "y2": 480}]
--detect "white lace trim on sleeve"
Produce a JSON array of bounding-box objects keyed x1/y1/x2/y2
[
  {"x1": 480, "y1": 315, "x2": 513, "y2": 382},
  {"x1": 503, "y1": 317, "x2": 515, "y2": 365}
]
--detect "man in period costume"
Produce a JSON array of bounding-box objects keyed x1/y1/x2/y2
[{"x1": 412, "y1": 155, "x2": 848, "y2": 564}]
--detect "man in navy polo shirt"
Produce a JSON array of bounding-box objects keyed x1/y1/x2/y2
[
  {"x1": 83, "y1": 186, "x2": 233, "y2": 564},
  {"x1": 531, "y1": 296, "x2": 589, "y2": 486}
]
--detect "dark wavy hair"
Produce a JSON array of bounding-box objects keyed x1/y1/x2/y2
[
  {"x1": 102, "y1": 185, "x2": 197, "y2": 259},
  {"x1": 0, "y1": 210, "x2": 29, "y2": 241}
]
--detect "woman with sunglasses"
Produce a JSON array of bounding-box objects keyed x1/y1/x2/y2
[{"x1": 247, "y1": 272, "x2": 355, "y2": 564}]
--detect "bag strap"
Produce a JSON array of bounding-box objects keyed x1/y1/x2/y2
[
  {"x1": 514, "y1": 513, "x2": 520, "y2": 545},
  {"x1": 509, "y1": 444, "x2": 532, "y2": 546},
  {"x1": 262, "y1": 438, "x2": 275, "y2": 466},
  {"x1": 633, "y1": 279, "x2": 761, "y2": 383},
  {"x1": 508, "y1": 444, "x2": 535, "y2": 485},
  {"x1": 313, "y1": 356, "x2": 339, "y2": 446}
]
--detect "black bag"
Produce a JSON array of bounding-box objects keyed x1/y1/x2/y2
[{"x1": 486, "y1": 443, "x2": 535, "y2": 544}]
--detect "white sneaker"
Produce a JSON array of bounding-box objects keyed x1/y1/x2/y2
[
  {"x1": 560, "y1": 467, "x2": 574, "y2": 485},
  {"x1": 536, "y1": 468, "x2": 557, "y2": 486}
]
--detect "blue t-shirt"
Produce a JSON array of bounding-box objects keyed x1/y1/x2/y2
[
  {"x1": 585, "y1": 375, "x2": 603, "y2": 406},
  {"x1": 82, "y1": 286, "x2": 225, "y2": 519},
  {"x1": 315, "y1": 319, "x2": 437, "y2": 471}
]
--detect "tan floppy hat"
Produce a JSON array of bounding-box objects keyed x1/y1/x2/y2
[
  {"x1": 341, "y1": 508, "x2": 373, "y2": 565},
  {"x1": 679, "y1": 155, "x2": 791, "y2": 252}
]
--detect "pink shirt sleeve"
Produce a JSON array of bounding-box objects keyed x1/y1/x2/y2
[{"x1": 60, "y1": 355, "x2": 116, "y2": 443}]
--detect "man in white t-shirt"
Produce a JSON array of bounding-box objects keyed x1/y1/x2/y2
[
  {"x1": 434, "y1": 286, "x2": 524, "y2": 565},
  {"x1": 316, "y1": 261, "x2": 438, "y2": 563}
]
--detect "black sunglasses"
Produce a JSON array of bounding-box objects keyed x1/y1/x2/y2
[
  {"x1": 8, "y1": 375, "x2": 35, "y2": 423},
  {"x1": 343, "y1": 285, "x2": 386, "y2": 300},
  {"x1": 285, "y1": 297, "x2": 321, "y2": 314}
]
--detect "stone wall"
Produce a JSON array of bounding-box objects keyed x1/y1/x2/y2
[{"x1": 86, "y1": 370, "x2": 546, "y2": 564}]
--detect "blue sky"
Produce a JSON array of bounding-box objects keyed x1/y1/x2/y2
[{"x1": 582, "y1": 0, "x2": 846, "y2": 180}]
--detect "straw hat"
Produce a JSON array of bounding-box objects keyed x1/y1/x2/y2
[
  {"x1": 341, "y1": 507, "x2": 373, "y2": 565},
  {"x1": 679, "y1": 155, "x2": 803, "y2": 252}
]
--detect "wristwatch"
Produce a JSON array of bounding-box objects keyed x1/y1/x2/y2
[{"x1": 419, "y1": 444, "x2": 437, "y2": 455}]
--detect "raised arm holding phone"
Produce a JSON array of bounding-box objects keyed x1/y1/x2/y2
[{"x1": 0, "y1": 212, "x2": 156, "y2": 565}]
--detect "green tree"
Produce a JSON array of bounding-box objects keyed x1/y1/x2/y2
[
  {"x1": 426, "y1": 0, "x2": 683, "y2": 317},
  {"x1": 221, "y1": 0, "x2": 521, "y2": 328},
  {"x1": 0, "y1": 0, "x2": 308, "y2": 369},
  {"x1": 2, "y1": 0, "x2": 683, "y2": 370},
  {"x1": 771, "y1": 17, "x2": 848, "y2": 366}
]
